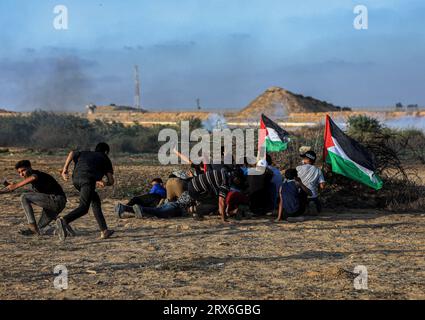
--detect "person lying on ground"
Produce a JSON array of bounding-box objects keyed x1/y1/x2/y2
[
  {"x1": 57, "y1": 142, "x2": 115, "y2": 241},
  {"x1": 296, "y1": 150, "x2": 326, "y2": 215},
  {"x1": 3, "y1": 160, "x2": 67, "y2": 236},
  {"x1": 166, "y1": 170, "x2": 192, "y2": 202},
  {"x1": 115, "y1": 178, "x2": 166, "y2": 218},
  {"x1": 276, "y1": 168, "x2": 312, "y2": 222},
  {"x1": 131, "y1": 167, "x2": 244, "y2": 223}
]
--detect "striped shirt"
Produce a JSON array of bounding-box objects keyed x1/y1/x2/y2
[{"x1": 189, "y1": 168, "x2": 230, "y2": 199}]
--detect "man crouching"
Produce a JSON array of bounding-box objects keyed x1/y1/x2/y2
[{"x1": 3, "y1": 160, "x2": 67, "y2": 236}]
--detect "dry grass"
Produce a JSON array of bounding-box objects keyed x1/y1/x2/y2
[{"x1": 0, "y1": 153, "x2": 424, "y2": 300}]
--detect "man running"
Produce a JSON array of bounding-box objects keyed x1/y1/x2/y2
[
  {"x1": 58, "y1": 142, "x2": 115, "y2": 240},
  {"x1": 3, "y1": 160, "x2": 67, "y2": 236}
]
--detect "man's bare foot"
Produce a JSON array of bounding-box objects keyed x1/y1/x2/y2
[{"x1": 100, "y1": 229, "x2": 115, "y2": 239}]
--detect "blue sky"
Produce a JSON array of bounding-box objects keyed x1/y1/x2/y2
[{"x1": 0, "y1": 0, "x2": 424, "y2": 111}]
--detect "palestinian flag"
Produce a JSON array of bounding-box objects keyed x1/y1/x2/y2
[
  {"x1": 324, "y1": 115, "x2": 383, "y2": 190},
  {"x1": 258, "y1": 114, "x2": 290, "y2": 152}
]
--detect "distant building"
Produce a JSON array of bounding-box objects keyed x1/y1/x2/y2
[
  {"x1": 88, "y1": 104, "x2": 148, "y2": 113},
  {"x1": 407, "y1": 104, "x2": 419, "y2": 111},
  {"x1": 395, "y1": 102, "x2": 404, "y2": 110}
]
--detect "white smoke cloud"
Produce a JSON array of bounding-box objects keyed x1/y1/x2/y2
[
  {"x1": 384, "y1": 116, "x2": 425, "y2": 132},
  {"x1": 202, "y1": 113, "x2": 228, "y2": 132}
]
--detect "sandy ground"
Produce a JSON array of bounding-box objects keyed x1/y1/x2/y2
[{"x1": 0, "y1": 154, "x2": 424, "y2": 300}]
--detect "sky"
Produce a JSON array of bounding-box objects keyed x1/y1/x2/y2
[{"x1": 0, "y1": 0, "x2": 424, "y2": 111}]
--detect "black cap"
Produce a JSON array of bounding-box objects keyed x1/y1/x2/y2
[{"x1": 300, "y1": 150, "x2": 316, "y2": 161}]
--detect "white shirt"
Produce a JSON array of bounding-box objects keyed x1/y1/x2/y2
[{"x1": 296, "y1": 164, "x2": 325, "y2": 198}]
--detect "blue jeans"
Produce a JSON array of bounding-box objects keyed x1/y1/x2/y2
[{"x1": 140, "y1": 202, "x2": 183, "y2": 218}]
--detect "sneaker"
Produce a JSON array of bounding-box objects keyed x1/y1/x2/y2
[
  {"x1": 132, "y1": 205, "x2": 143, "y2": 219},
  {"x1": 40, "y1": 225, "x2": 56, "y2": 236},
  {"x1": 55, "y1": 218, "x2": 67, "y2": 241},
  {"x1": 19, "y1": 228, "x2": 38, "y2": 236},
  {"x1": 115, "y1": 203, "x2": 125, "y2": 219}
]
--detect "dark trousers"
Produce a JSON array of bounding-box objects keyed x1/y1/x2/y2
[
  {"x1": 122, "y1": 193, "x2": 162, "y2": 213},
  {"x1": 297, "y1": 191, "x2": 322, "y2": 215},
  {"x1": 63, "y1": 179, "x2": 107, "y2": 231},
  {"x1": 249, "y1": 190, "x2": 274, "y2": 215},
  {"x1": 309, "y1": 197, "x2": 322, "y2": 213}
]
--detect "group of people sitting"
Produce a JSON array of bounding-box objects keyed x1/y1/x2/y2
[{"x1": 1, "y1": 142, "x2": 326, "y2": 241}]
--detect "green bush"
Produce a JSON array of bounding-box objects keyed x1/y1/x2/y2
[{"x1": 0, "y1": 111, "x2": 175, "y2": 154}]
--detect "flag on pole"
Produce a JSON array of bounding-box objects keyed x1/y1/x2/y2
[
  {"x1": 323, "y1": 115, "x2": 383, "y2": 190},
  {"x1": 258, "y1": 114, "x2": 290, "y2": 152}
]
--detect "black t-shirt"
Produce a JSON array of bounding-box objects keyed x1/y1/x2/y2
[
  {"x1": 247, "y1": 167, "x2": 273, "y2": 195},
  {"x1": 30, "y1": 170, "x2": 66, "y2": 198},
  {"x1": 72, "y1": 151, "x2": 114, "y2": 182}
]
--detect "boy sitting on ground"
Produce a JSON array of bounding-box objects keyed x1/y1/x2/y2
[
  {"x1": 276, "y1": 168, "x2": 312, "y2": 222},
  {"x1": 115, "y1": 178, "x2": 166, "y2": 218}
]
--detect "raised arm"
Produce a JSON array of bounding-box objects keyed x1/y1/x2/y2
[
  {"x1": 61, "y1": 151, "x2": 74, "y2": 181},
  {"x1": 173, "y1": 147, "x2": 193, "y2": 165}
]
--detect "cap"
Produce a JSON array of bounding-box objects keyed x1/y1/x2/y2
[
  {"x1": 300, "y1": 150, "x2": 317, "y2": 161},
  {"x1": 256, "y1": 159, "x2": 268, "y2": 168}
]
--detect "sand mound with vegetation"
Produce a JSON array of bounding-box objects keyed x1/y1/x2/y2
[{"x1": 238, "y1": 87, "x2": 343, "y2": 119}]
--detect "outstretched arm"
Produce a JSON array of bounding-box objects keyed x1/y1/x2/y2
[
  {"x1": 61, "y1": 151, "x2": 74, "y2": 181},
  {"x1": 6, "y1": 175, "x2": 37, "y2": 192}
]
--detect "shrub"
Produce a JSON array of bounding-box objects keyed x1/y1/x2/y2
[{"x1": 0, "y1": 111, "x2": 171, "y2": 154}]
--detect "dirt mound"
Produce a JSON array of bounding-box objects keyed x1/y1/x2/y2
[{"x1": 238, "y1": 86, "x2": 341, "y2": 119}]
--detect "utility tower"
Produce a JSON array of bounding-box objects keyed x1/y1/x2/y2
[{"x1": 134, "y1": 65, "x2": 141, "y2": 109}]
